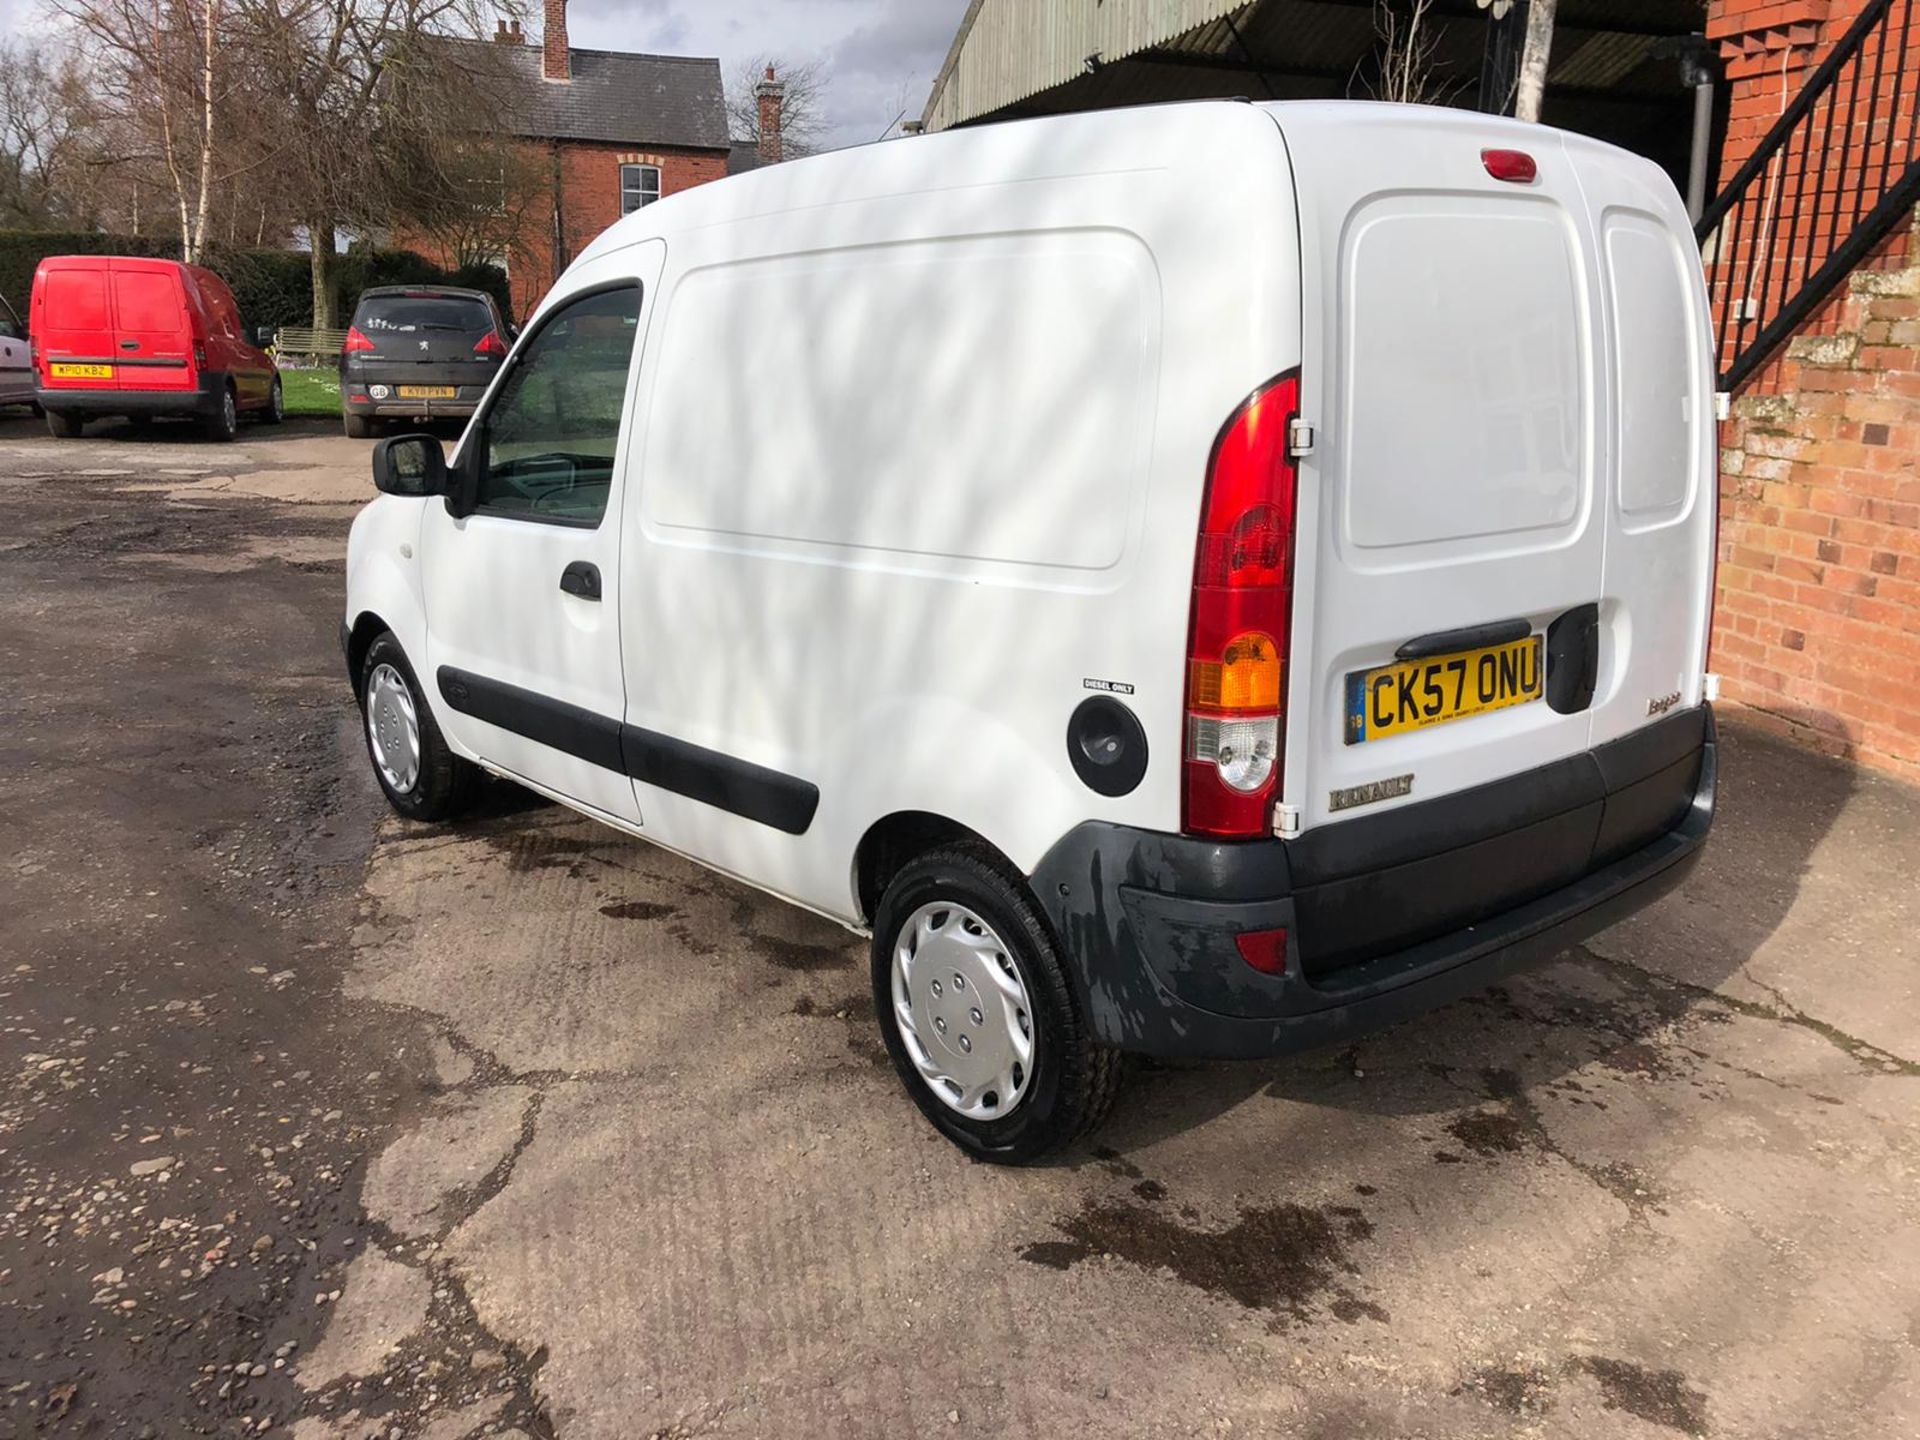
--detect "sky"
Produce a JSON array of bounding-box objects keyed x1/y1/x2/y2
[{"x1": 0, "y1": 0, "x2": 975, "y2": 150}]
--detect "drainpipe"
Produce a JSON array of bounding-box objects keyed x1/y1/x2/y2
[{"x1": 1684, "y1": 42, "x2": 1718, "y2": 225}]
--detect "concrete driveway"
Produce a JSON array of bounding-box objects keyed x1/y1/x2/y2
[{"x1": 1, "y1": 412, "x2": 1915, "y2": 1439}]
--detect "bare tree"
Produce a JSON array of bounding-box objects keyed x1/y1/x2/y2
[
  {"x1": 0, "y1": 39, "x2": 103, "y2": 228},
  {"x1": 50, "y1": 0, "x2": 234, "y2": 259},
  {"x1": 726, "y1": 56, "x2": 829, "y2": 158},
  {"x1": 1370, "y1": 0, "x2": 1446, "y2": 106},
  {"x1": 221, "y1": 0, "x2": 523, "y2": 325},
  {"x1": 1515, "y1": 0, "x2": 1557, "y2": 122}
]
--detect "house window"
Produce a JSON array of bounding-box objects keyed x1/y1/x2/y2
[{"x1": 620, "y1": 164, "x2": 660, "y2": 214}]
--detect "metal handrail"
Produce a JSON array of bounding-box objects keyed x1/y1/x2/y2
[{"x1": 1696, "y1": 0, "x2": 1919, "y2": 390}]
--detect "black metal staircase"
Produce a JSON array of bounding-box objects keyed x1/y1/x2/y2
[{"x1": 1697, "y1": 0, "x2": 1920, "y2": 389}]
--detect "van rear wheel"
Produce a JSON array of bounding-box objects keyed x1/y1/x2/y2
[
  {"x1": 871, "y1": 844, "x2": 1121, "y2": 1164},
  {"x1": 357, "y1": 631, "x2": 477, "y2": 822},
  {"x1": 204, "y1": 384, "x2": 239, "y2": 442}
]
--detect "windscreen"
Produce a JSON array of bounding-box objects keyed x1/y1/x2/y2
[{"x1": 355, "y1": 297, "x2": 492, "y2": 336}]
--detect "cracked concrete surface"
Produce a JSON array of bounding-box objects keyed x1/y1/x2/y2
[
  {"x1": 341, "y1": 726, "x2": 1919, "y2": 1439},
  {"x1": 3, "y1": 415, "x2": 1915, "y2": 1438}
]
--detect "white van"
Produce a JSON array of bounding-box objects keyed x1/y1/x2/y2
[{"x1": 343, "y1": 101, "x2": 1718, "y2": 1163}]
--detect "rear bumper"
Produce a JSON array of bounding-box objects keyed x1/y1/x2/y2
[
  {"x1": 37, "y1": 372, "x2": 225, "y2": 418},
  {"x1": 341, "y1": 361, "x2": 494, "y2": 418},
  {"x1": 1030, "y1": 706, "x2": 1716, "y2": 1061}
]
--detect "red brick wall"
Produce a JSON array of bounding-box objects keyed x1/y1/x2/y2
[
  {"x1": 1706, "y1": 0, "x2": 1920, "y2": 782},
  {"x1": 508, "y1": 140, "x2": 729, "y2": 321}
]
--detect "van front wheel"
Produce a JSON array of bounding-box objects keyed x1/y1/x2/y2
[
  {"x1": 871, "y1": 845, "x2": 1121, "y2": 1164},
  {"x1": 358, "y1": 632, "x2": 477, "y2": 821}
]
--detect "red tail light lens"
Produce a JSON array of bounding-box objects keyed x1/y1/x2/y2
[
  {"x1": 1183, "y1": 373, "x2": 1301, "y2": 837},
  {"x1": 1235, "y1": 927, "x2": 1289, "y2": 976},
  {"x1": 473, "y1": 330, "x2": 508, "y2": 358},
  {"x1": 1482, "y1": 148, "x2": 1538, "y2": 184},
  {"x1": 342, "y1": 326, "x2": 376, "y2": 354}
]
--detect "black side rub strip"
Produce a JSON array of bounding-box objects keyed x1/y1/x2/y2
[
  {"x1": 437, "y1": 666, "x2": 624, "y2": 772},
  {"x1": 435, "y1": 667, "x2": 819, "y2": 835},
  {"x1": 621, "y1": 725, "x2": 819, "y2": 836}
]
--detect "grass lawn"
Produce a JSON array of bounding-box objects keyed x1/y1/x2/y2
[{"x1": 278, "y1": 368, "x2": 341, "y2": 419}]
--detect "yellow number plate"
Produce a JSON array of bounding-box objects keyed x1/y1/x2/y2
[
  {"x1": 1345, "y1": 635, "x2": 1543, "y2": 745},
  {"x1": 51, "y1": 363, "x2": 113, "y2": 379},
  {"x1": 397, "y1": 385, "x2": 457, "y2": 400}
]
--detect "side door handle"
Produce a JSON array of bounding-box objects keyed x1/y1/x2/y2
[{"x1": 559, "y1": 560, "x2": 602, "y2": 601}]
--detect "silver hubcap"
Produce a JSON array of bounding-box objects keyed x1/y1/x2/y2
[
  {"x1": 365, "y1": 663, "x2": 421, "y2": 794},
  {"x1": 891, "y1": 902, "x2": 1036, "y2": 1120},
  {"x1": 223, "y1": 393, "x2": 235, "y2": 430}
]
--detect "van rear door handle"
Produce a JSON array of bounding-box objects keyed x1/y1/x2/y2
[
  {"x1": 1395, "y1": 618, "x2": 1531, "y2": 660},
  {"x1": 559, "y1": 561, "x2": 602, "y2": 600}
]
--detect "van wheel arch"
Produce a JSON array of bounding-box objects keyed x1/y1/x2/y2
[
  {"x1": 854, "y1": 811, "x2": 1010, "y2": 926},
  {"x1": 345, "y1": 612, "x2": 395, "y2": 691}
]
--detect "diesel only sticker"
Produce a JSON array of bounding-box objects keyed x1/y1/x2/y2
[{"x1": 1083, "y1": 678, "x2": 1135, "y2": 695}]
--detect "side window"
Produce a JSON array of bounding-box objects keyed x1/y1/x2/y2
[
  {"x1": 620, "y1": 164, "x2": 660, "y2": 214},
  {"x1": 474, "y1": 284, "x2": 641, "y2": 526}
]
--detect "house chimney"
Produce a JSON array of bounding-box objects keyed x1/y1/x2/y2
[
  {"x1": 494, "y1": 18, "x2": 508, "y2": 41},
  {"x1": 543, "y1": 0, "x2": 569, "y2": 80},
  {"x1": 510, "y1": 18, "x2": 522, "y2": 41},
  {"x1": 755, "y1": 64, "x2": 785, "y2": 164}
]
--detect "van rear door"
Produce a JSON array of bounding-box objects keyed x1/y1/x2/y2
[
  {"x1": 1562, "y1": 132, "x2": 1717, "y2": 752},
  {"x1": 108, "y1": 259, "x2": 194, "y2": 392},
  {"x1": 1275, "y1": 105, "x2": 1616, "y2": 833},
  {"x1": 34, "y1": 259, "x2": 116, "y2": 392}
]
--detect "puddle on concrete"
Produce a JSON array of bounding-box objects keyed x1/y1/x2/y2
[
  {"x1": 1577, "y1": 1355, "x2": 1710, "y2": 1435},
  {"x1": 598, "y1": 899, "x2": 677, "y2": 922},
  {"x1": 1021, "y1": 1198, "x2": 1387, "y2": 1325}
]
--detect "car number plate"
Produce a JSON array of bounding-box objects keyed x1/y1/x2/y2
[
  {"x1": 51, "y1": 363, "x2": 113, "y2": 379},
  {"x1": 397, "y1": 385, "x2": 457, "y2": 400},
  {"x1": 1344, "y1": 635, "x2": 1544, "y2": 745}
]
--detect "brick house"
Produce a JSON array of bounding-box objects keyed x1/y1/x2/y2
[
  {"x1": 920, "y1": 0, "x2": 1920, "y2": 784},
  {"x1": 436, "y1": 0, "x2": 782, "y2": 321}
]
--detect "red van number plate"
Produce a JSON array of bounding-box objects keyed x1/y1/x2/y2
[
  {"x1": 51, "y1": 363, "x2": 113, "y2": 379},
  {"x1": 1344, "y1": 635, "x2": 1543, "y2": 745}
]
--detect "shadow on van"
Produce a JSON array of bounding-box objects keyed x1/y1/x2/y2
[{"x1": 1082, "y1": 717, "x2": 1859, "y2": 1160}]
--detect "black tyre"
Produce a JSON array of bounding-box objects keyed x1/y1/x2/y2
[
  {"x1": 871, "y1": 844, "x2": 1121, "y2": 1164},
  {"x1": 204, "y1": 384, "x2": 239, "y2": 442},
  {"x1": 343, "y1": 412, "x2": 374, "y2": 439},
  {"x1": 46, "y1": 409, "x2": 82, "y2": 439},
  {"x1": 263, "y1": 377, "x2": 285, "y2": 424},
  {"x1": 357, "y1": 631, "x2": 478, "y2": 822}
]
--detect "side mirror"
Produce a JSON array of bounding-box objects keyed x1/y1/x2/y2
[{"x1": 371, "y1": 434, "x2": 447, "y2": 497}]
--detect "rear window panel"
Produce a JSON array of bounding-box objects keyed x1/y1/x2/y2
[
  {"x1": 44, "y1": 269, "x2": 110, "y2": 330},
  {"x1": 354, "y1": 297, "x2": 492, "y2": 335},
  {"x1": 113, "y1": 271, "x2": 184, "y2": 332}
]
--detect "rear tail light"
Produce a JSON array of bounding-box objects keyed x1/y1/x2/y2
[
  {"x1": 343, "y1": 326, "x2": 376, "y2": 354},
  {"x1": 1182, "y1": 372, "x2": 1301, "y2": 837},
  {"x1": 473, "y1": 330, "x2": 508, "y2": 358}
]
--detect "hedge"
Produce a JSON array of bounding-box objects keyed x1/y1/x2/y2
[{"x1": 0, "y1": 231, "x2": 513, "y2": 334}]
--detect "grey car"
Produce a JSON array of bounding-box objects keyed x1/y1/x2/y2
[{"x1": 338, "y1": 286, "x2": 510, "y2": 438}]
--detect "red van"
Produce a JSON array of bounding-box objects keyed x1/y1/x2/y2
[{"x1": 31, "y1": 256, "x2": 282, "y2": 441}]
